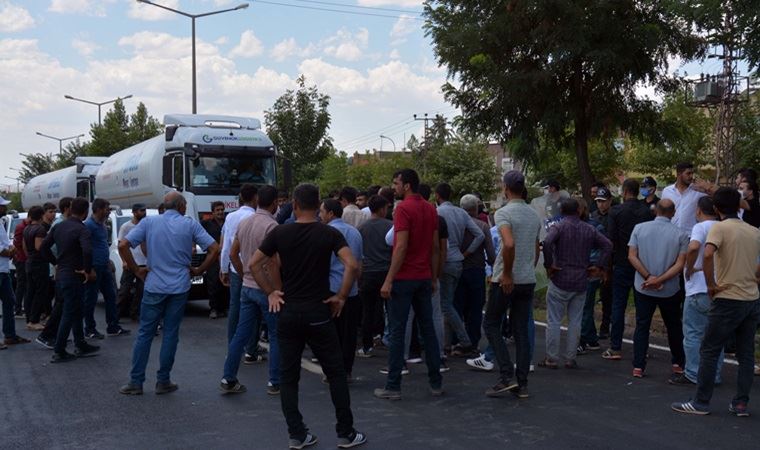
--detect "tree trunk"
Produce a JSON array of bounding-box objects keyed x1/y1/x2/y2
[{"x1": 574, "y1": 117, "x2": 595, "y2": 204}]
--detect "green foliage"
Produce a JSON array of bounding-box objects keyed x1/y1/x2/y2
[
  {"x1": 265, "y1": 75, "x2": 334, "y2": 184},
  {"x1": 424, "y1": 0, "x2": 703, "y2": 197},
  {"x1": 19, "y1": 152, "x2": 56, "y2": 183},
  {"x1": 735, "y1": 97, "x2": 760, "y2": 170},
  {"x1": 423, "y1": 136, "x2": 500, "y2": 199},
  {"x1": 316, "y1": 151, "x2": 348, "y2": 196}
]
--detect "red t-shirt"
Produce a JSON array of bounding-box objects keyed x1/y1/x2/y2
[{"x1": 393, "y1": 194, "x2": 438, "y2": 280}]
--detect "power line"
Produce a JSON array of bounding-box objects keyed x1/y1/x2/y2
[
  {"x1": 289, "y1": 0, "x2": 423, "y2": 15},
  {"x1": 253, "y1": 0, "x2": 424, "y2": 20}
]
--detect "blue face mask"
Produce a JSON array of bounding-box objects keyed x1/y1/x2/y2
[{"x1": 640, "y1": 188, "x2": 652, "y2": 197}]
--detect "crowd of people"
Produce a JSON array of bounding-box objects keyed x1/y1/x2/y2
[{"x1": 2, "y1": 162, "x2": 760, "y2": 449}]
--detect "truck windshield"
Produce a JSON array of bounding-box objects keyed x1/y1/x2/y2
[{"x1": 189, "y1": 154, "x2": 275, "y2": 188}]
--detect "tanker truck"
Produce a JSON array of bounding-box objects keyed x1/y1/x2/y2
[{"x1": 21, "y1": 156, "x2": 107, "y2": 209}]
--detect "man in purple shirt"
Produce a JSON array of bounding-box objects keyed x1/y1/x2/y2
[{"x1": 542, "y1": 198, "x2": 612, "y2": 368}]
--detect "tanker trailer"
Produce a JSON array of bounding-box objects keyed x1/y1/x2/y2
[{"x1": 21, "y1": 157, "x2": 106, "y2": 210}]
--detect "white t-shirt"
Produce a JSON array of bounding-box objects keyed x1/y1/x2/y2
[{"x1": 684, "y1": 219, "x2": 716, "y2": 297}]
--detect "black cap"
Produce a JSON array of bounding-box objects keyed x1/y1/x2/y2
[
  {"x1": 642, "y1": 176, "x2": 657, "y2": 188},
  {"x1": 132, "y1": 203, "x2": 147, "y2": 212},
  {"x1": 594, "y1": 187, "x2": 612, "y2": 201},
  {"x1": 542, "y1": 179, "x2": 560, "y2": 190}
]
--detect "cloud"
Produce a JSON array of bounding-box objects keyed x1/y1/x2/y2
[
  {"x1": 322, "y1": 28, "x2": 369, "y2": 62},
  {"x1": 0, "y1": 2, "x2": 35, "y2": 32},
  {"x1": 214, "y1": 36, "x2": 229, "y2": 45},
  {"x1": 270, "y1": 38, "x2": 314, "y2": 62},
  {"x1": 389, "y1": 49, "x2": 401, "y2": 60},
  {"x1": 72, "y1": 38, "x2": 100, "y2": 57},
  {"x1": 48, "y1": 0, "x2": 109, "y2": 17},
  {"x1": 229, "y1": 30, "x2": 264, "y2": 58},
  {"x1": 128, "y1": 0, "x2": 180, "y2": 21},
  {"x1": 390, "y1": 15, "x2": 418, "y2": 45}
]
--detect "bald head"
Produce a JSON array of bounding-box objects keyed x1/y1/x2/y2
[
  {"x1": 655, "y1": 199, "x2": 675, "y2": 218},
  {"x1": 164, "y1": 191, "x2": 187, "y2": 212}
]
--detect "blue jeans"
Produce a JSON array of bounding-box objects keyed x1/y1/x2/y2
[
  {"x1": 223, "y1": 287, "x2": 280, "y2": 385},
  {"x1": 610, "y1": 265, "x2": 635, "y2": 351},
  {"x1": 227, "y1": 272, "x2": 258, "y2": 354},
  {"x1": 385, "y1": 279, "x2": 442, "y2": 391},
  {"x1": 1, "y1": 273, "x2": 18, "y2": 339},
  {"x1": 683, "y1": 293, "x2": 723, "y2": 384},
  {"x1": 440, "y1": 262, "x2": 471, "y2": 347},
  {"x1": 130, "y1": 291, "x2": 188, "y2": 385},
  {"x1": 54, "y1": 276, "x2": 86, "y2": 353},
  {"x1": 581, "y1": 279, "x2": 601, "y2": 345},
  {"x1": 454, "y1": 267, "x2": 486, "y2": 346},
  {"x1": 696, "y1": 299, "x2": 760, "y2": 406},
  {"x1": 84, "y1": 264, "x2": 120, "y2": 334}
]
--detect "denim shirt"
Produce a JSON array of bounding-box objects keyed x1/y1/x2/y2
[
  {"x1": 84, "y1": 217, "x2": 110, "y2": 267},
  {"x1": 328, "y1": 218, "x2": 363, "y2": 297}
]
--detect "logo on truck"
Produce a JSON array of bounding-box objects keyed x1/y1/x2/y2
[{"x1": 201, "y1": 134, "x2": 263, "y2": 143}]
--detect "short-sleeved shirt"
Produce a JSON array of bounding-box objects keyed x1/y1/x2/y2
[
  {"x1": 23, "y1": 223, "x2": 48, "y2": 264},
  {"x1": 328, "y1": 219, "x2": 363, "y2": 296},
  {"x1": 684, "y1": 220, "x2": 717, "y2": 297},
  {"x1": 125, "y1": 209, "x2": 216, "y2": 294},
  {"x1": 491, "y1": 199, "x2": 541, "y2": 284},
  {"x1": 608, "y1": 199, "x2": 653, "y2": 268},
  {"x1": 259, "y1": 221, "x2": 348, "y2": 306},
  {"x1": 220, "y1": 206, "x2": 255, "y2": 274},
  {"x1": 706, "y1": 218, "x2": 760, "y2": 301},
  {"x1": 662, "y1": 184, "x2": 707, "y2": 237},
  {"x1": 236, "y1": 208, "x2": 278, "y2": 289},
  {"x1": 393, "y1": 194, "x2": 438, "y2": 280},
  {"x1": 118, "y1": 220, "x2": 147, "y2": 266},
  {"x1": 359, "y1": 217, "x2": 393, "y2": 273},
  {"x1": 201, "y1": 219, "x2": 224, "y2": 243},
  {"x1": 342, "y1": 204, "x2": 368, "y2": 229},
  {"x1": 0, "y1": 226, "x2": 12, "y2": 273},
  {"x1": 628, "y1": 217, "x2": 689, "y2": 298},
  {"x1": 84, "y1": 217, "x2": 110, "y2": 266}
]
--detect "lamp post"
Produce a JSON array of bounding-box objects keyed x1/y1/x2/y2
[
  {"x1": 135, "y1": 0, "x2": 249, "y2": 114},
  {"x1": 380, "y1": 135, "x2": 396, "y2": 151},
  {"x1": 64, "y1": 94, "x2": 133, "y2": 125},
  {"x1": 5, "y1": 176, "x2": 20, "y2": 193},
  {"x1": 36, "y1": 132, "x2": 85, "y2": 154}
]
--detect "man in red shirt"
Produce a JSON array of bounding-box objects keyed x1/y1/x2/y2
[{"x1": 375, "y1": 169, "x2": 442, "y2": 400}]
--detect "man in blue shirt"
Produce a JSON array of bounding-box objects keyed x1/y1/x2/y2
[
  {"x1": 84, "y1": 198, "x2": 128, "y2": 339},
  {"x1": 321, "y1": 198, "x2": 363, "y2": 379},
  {"x1": 118, "y1": 192, "x2": 220, "y2": 395}
]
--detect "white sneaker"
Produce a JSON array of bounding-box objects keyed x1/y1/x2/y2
[{"x1": 466, "y1": 354, "x2": 494, "y2": 371}]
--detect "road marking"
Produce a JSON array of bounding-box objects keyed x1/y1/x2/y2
[{"x1": 258, "y1": 342, "x2": 324, "y2": 375}]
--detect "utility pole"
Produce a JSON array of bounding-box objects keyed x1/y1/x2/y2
[{"x1": 413, "y1": 113, "x2": 432, "y2": 175}]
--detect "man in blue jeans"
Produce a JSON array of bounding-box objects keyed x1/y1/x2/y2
[
  {"x1": 672, "y1": 188, "x2": 760, "y2": 417},
  {"x1": 602, "y1": 179, "x2": 652, "y2": 360},
  {"x1": 118, "y1": 192, "x2": 219, "y2": 395},
  {"x1": 84, "y1": 198, "x2": 129, "y2": 339},
  {"x1": 221, "y1": 185, "x2": 280, "y2": 395}
]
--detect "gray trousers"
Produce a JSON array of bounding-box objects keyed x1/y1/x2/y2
[
  {"x1": 545, "y1": 281, "x2": 586, "y2": 362},
  {"x1": 405, "y1": 281, "x2": 444, "y2": 359}
]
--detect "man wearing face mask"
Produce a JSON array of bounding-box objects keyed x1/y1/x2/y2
[
  {"x1": 640, "y1": 177, "x2": 660, "y2": 213},
  {"x1": 738, "y1": 180, "x2": 760, "y2": 228}
]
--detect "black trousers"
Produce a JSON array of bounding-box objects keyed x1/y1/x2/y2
[
  {"x1": 334, "y1": 295, "x2": 361, "y2": 375},
  {"x1": 25, "y1": 262, "x2": 50, "y2": 324},
  {"x1": 205, "y1": 262, "x2": 228, "y2": 313},
  {"x1": 278, "y1": 303, "x2": 354, "y2": 441},
  {"x1": 359, "y1": 271, "x2": 386, "y2": 350},
  {"x1": 39, "y1": 284, "x2": 63, "y2": 341},
  {"x1": 117, "y1": 268, "x2": 144, "y2": 319},
  {"x1": 13, "y1": 267, "x2": 26, "y2": 314}
]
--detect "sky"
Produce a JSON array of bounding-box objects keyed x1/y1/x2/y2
[{"x1": 0, "y1": 0, "x2": 731, "y2": 192}]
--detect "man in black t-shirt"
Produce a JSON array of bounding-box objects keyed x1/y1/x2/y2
[
  {"x1": 250, "y1": 183, "x2": 367, "y2": 449},
  {"x1": 23, "y1": 205, "x2": 53, "y2": 330}
]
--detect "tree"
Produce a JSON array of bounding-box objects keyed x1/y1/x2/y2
[
  {"x1": 316, "y1": 151, "x2": 348, "y2": 195},
  {"x1": 19, "y1": 152, "x2": 56, "y2": 183},
  {"x1": 265, "y1": 75, "x2": 334, "y2": 184},
  {"x1": 86, "y1": 99, "x2": 162, "y2": 157},
  {"x1": 424, "y1": 135, "x2": 500, "y2": 199},
  {"x1": 734, "y1": 94, "x2": 760, "y2": 170},
  {"x1": 424, "y1": 0, "x2": 703, "y2": 200}
]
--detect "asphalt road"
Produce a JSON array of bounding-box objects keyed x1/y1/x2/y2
[{"x1": 2, "y1": 301, "x2": 759, "y2": 450}]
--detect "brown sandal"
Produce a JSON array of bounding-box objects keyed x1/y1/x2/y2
[{"x1": 538, "y1": 358, "x2": 558, "y2": 369}]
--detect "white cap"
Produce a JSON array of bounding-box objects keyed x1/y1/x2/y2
[{"x1": 0, "y1": 196, "x2": 10, "y2": 206}]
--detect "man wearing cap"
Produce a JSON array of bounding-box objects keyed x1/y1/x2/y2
[
  {"x1": 641, "y1": 177, "x2": 660, "y2": 213},
  {"x1": 582, "y1": 186, "x2": 614, "y2": 346},
  {"x1": 542, "y1": 179, "x2": 565, "y2": 222},
  {"x1": 117, "y1": 204, "x2": 148, "y2": 321}
]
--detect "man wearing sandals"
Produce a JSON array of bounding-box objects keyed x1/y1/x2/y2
[{"x1": 541, "y1": 198, "x2": 611, "y2": 369}]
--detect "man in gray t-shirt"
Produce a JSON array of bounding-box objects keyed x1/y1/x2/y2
[{"x1": 627, "y1": 199, "x2": 688, "y2": 376}]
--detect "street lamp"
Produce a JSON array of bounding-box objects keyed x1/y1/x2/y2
[
  {"x1": 36, "y1": 132, "x2": 85, "y2": 154},
  {"x1": 135, "y1": 0, "x2": 249, "y2": 114},
  {"x1": 64, "y1": 94, "x2": 133, "y2": 125},
  {"x1": 380, "y1": 135, "x2": 396, "y2": 151},
  {"x1": 5, "y1": 176, "x2": 20, "y2": 193}
]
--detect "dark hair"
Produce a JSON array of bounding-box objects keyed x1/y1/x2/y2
[
  {"x1": 592, "y1": 182, "x2": 607, "y2": 190},
  {"x1": 71, "y1": 197, "x2": 89, "y2": 216},
  {"x1": 697, "y1": 196, "x2": 715, "y2": 217},
  {"x1": 293, "y1": 183, "x2": 320, "y2": 211},
  {"x1": 357, "y1": 191, "x2": 368, "y2": 198},
  {"x1": 713, "y1": 187, "x2": 740, "y2": 215},
  {"x1": 339, "y1": 186, "x2": 358, "y2": 204},
  {"x1": 58, "y1": 197, "x2": 73, "y2": 213},
  {"x1": 576, "y1": 198, "x2": 589, "y2": 221},
  {"x1": 393, "y1": 168, "x2": 420, "y2": 193},
  {"x1": 622, "y1": 178, "x2": 640, "y2": 196},
  {"x1": 257, "y1": 185, "x2": 278, "y2": 209},
  {"x1": 418, "y1": 183, "x2": 432, "y2": 201},
  {"x1": 240, "y1": 183, "x2": 258, "y2": 203},
  {"x1": 277, "y1": 190, "x2": 289, "y2": 199},
  {"x1": 28, "y1": 205, "x2": 44, "y2": 221},
  {"x1": 740, "y1": 179, "x2": 759, "y2": 199},
  {"x1": 676, "y1": 162, "x2": 694, "y2": 174},
  {"x1": 737, "y1": 168, "x2": 758, "y2": 183},
  {"x1": 559, "y1": 198, "x2": 579, "y2": 216},
  {"x1": 157, "y1": 203, "x2": 166, "y2": 214},
  {"x1": 211, "y1": 201, "x2": 225, "y2": 211},
  {"x1": 43, "y1": 202, "x2": 57, "y2": 212},
  {"x1": 435, "y1": 183, "x2": 452, "y2": 202},
  {"x1": 368, "y1": 194, "x2": 388, "y2": 213},
  {"x1": 92, "y1": 198, "x2": 110, "y2": 212},
  {"x1": 322, "y1": 198, "x2": 343, "y2": 218},
  {"x1": 379, "y1": 187, "x2": 395, "y2": 204},
  {"x1": 521, "y1": 187, "x2": 528, "y2": 200},
  {"x1": 367, "y1": 185, "x2": 381, "y2": 196}
]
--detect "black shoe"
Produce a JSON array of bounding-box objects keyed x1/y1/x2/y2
[
  {"x1": 485, "y1": 380, "x2": 519, "y2": 397},
  {"x1": 668, "y1": 373, "x2": 696, "y2": 386},
  {"x1": 35, "y1": 336, "x2": 54, "y2": 350},
  {"x1": 74, "y1": 343, "x2": 100, "y2": 357},
  {"x1": 267, "y1": 383, "x2": 280, "y2": 395},
  {"x1": 219, "y1": 378, "x2": 247, "y2": 394},
  {"x1": 155, "y1": 381, "x2": 178, "y2": 395},
  {"x1": 107, "y1": 328, "x2": 130, "y2": 337},
  {"x1": 512, "y1": 385, "x2": 530, "y2": 398},
  {"x1": 119, "y1": 383, "x2": 143, "y2": 395},
  {"x1": 289, "y1": 433, "x2": 318, "y2": 449},
  {"x1": 86, "y1": 330, "x2": 105, "y2": 340},
  {"x1": 51, "y1": 351, "x2": 77, "y2": 363}
]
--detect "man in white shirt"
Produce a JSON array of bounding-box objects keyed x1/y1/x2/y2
[
  {"x1": 1, "y1": 213, "x2": 30, "y2": 349},
  {"x1": 661, "y1": 162, "x2": 707, "y2": 238}
]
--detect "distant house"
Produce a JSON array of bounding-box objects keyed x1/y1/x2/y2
[{"x1": 350, "y1": 149, "x2": 407, "y2": 166}]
